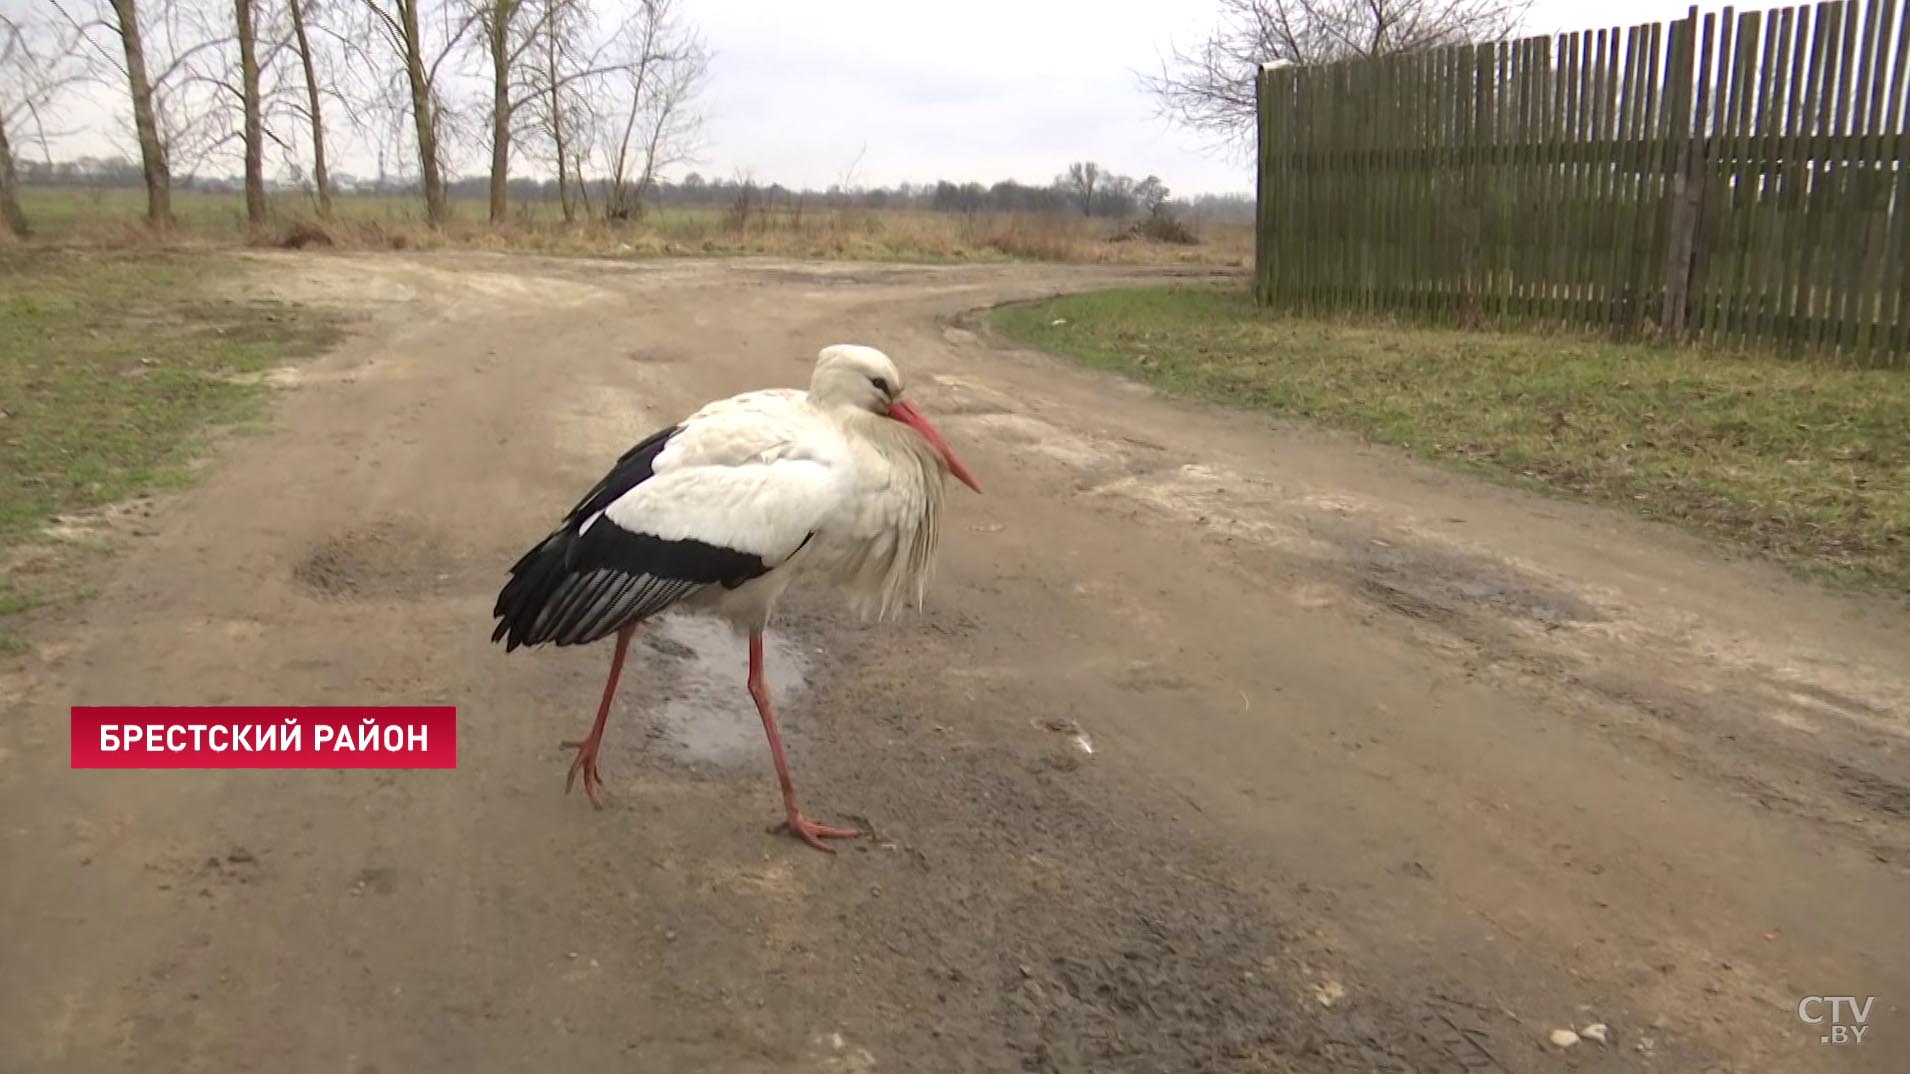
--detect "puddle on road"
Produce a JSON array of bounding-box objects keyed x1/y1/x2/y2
[{"x1": 646, "y1": 616, "x2": 812, "y2": 766}]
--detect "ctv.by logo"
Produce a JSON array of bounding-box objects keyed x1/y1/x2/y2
[{"x1": 1797, "y1": 996, "x2": 1875, "y2": 1045}]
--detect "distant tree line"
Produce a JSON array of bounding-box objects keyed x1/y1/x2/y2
[{"x1": 16, "y1": 154, "x2": 1258, "y2": 225}]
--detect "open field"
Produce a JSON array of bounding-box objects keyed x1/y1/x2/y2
[
  {"x1": 13, "y1": 187, "x2": 1251, "y2": 266},
  {"x1": 0, "y1": 250, "x2": 345, "y2": 653},
  {"x1": 996, "y1": 285, "x2": 1910, "y2": 595},
  {"x1": 1, "y1": 251, "x2": 1905, "y2": 1073}
]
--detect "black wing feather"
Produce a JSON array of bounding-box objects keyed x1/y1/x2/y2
[
  {"x1": 490, "y1": 424, "x2": 778, "y2": 651},
  {"x1": 561, "y1": 423, "x2": 680, "y2": 527}
]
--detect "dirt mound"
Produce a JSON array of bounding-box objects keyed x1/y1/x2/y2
[
  {"x1": 278, "y1": 222, "x2": 337, "y2": 249},
  {"x1": 292, "y1": 519, "x2": 449, "y2": 600}
]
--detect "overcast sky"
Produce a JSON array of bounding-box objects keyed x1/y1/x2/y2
[
  {"x1": 27, "y1": 0, "x2": 1790, "y2": 196},
  {"x1": 683, "y1": 0, "x2": 1746, "y2": 195}
]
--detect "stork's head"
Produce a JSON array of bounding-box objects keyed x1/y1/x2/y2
[{"x1": 812, "y1": 344, "x2": 981, "y2": 493}]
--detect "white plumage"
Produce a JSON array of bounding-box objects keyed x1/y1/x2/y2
[{"x1": 493, "y1": 344, "x2": 980, "y2": 851}]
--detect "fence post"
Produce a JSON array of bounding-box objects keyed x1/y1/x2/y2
[
  {"x1": 1255, "y1": 65, "x2": 1271, "y2": 305},
  {"x1": 1660, "y1": 6, "x2": 1707, "y2": 340}
]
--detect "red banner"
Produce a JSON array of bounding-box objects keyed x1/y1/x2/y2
[{"x1": 70, "y1": 707, "x2": 458, "y2": 769}]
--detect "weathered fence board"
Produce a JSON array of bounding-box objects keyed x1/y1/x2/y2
[{"x1": 1254, "y1": 0, "x2": 1910, "y2": 365}]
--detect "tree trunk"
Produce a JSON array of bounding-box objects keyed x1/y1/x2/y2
[
  {"x1": 607, "y1": 80, "x2": 642, "y2": 220},
  {"x1": 553, "y1": 135, "x2": 573, "y2": 223},
  {"x1": 235, "y1": 0, "x2": 265, "y2": 230},
  {"x1": 544, "y1": 5, "x2": 572, "y2": 224},
  {"x1": 486, "y1": 1, "x2": 513, "y2": 225},
  {"x1": 111, "y1": 0, "x2": 172, "y2": 229},
  {"x1": 399, "y1": 0, "x2": 445, "y2": 226},
  {"x1": 0, "y1": 113, "x2": 29, "y2": 238},
  {"x1": 288, "y1": 0, "x2": 331, "y2": 219},
  {"x1": 632, "y1": 101, "x2": 675, "y2": 224}
]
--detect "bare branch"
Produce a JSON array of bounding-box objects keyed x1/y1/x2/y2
[
  {"x1": 1, "y1": 8, "x2": 105, "y2": 234},
  {"x1": 45, "y1": 0, "x2": 128, "y2": 78},
  {"x1": 147, "y1": 26, "x2": 233, "y2": 91},
  {"x1": 599, "y1": 0, "x2": 708, "y2": 219},
  {"x1": 1138, "y1": 0, "x2": 1531, "y2": 152},
  {"x1": 358, "y1": 0, "x2": 405, "y2": 52}
]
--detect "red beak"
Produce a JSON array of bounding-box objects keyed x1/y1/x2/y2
[{"x1": 887, "y1": 399, "x2": 981, "y2": 493}]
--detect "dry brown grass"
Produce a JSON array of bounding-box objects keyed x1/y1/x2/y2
[{"x1": 17, "y1": 188, "x2": 1251, "y2": 266}]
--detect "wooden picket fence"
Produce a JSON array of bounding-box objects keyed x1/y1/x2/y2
[{"x1": 1253, "y1": 0, "x2": 1910, "y2": 366}]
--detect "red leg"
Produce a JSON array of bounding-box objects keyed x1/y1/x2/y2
[
  {"x1": 748, "y1": 631, "x2": 859, "y2": 852},
  {"x1": 561, "y1": 624, "x2": 634, "y2": 809}
]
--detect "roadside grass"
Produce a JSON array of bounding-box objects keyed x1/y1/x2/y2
[
  {"x1": 15, "y1": 187, "x2": 1251, "y2": 267},
  {"x1": 993, "y1": 285, "x2": 1910, "y2": 595},
  {"x1": 0, "y1": 249, "x2": 345, "y2": 653}
]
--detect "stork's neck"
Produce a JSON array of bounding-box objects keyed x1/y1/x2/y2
[
  {"x1": 825, "y1": 402, "x2": 884, "y2": 432},
  {"x1": 808, "y1": 402, "x2": 948, "y2": 622},
  {"x1": 830, "y1": 404, "x2": 922, "y2": 458}
]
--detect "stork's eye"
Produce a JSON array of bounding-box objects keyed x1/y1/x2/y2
[{"x1": 869, "y1": 376, "x2": 890, "y2": 395}]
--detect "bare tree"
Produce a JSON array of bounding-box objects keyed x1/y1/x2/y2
[
  {"x1": 1057, "y1": 161, "x2": 1100, "y2": 218},
  {"x1": 474, "y1": 0, "x2": 536, "y2": 223},
  {"x1": 1141, "y1": 0, "x2": 1530, "y2": 150},
  {"x1": 110, "y1": 0, "x2": 174, "y2": 225},
  {"x1": 0, "y1": 123, "x2": 20, "y2": 239},
  {"x1": 234, "y1": 0, "x2": 263, "y2": 226},
  {"x1": 359, "y1": 0, "x2": 474, "y2": 225},
  {"x1": 531, "y1": 0, "x2": 579, "y2": 221},
  {"x1": 522, "y1": 0, "x2": 616, "y2": 223},
  {"x1": 1135, "y1": 175, "x2": 1170, "y2": 215},
  {"x1": 54, "y1": 0, "x2": 241, "y2": 226},
  {"x1": 193, "y1": 0, "x2": 302, "y2": 224},
  {"x1": 0, "y1": 58, "x2": 28, "y2": 236},
  {"x1": 620, "y1": 33, "x2": 707, "y2": 217},
  {"x1": 286, "y1": 0, "x2": 331, "y2": 216},
  {"x1": 1099, "y1": 173, "x2": 1137, "y2": 218},
  {"x1": 601, "y1": 0, "x2": 708, "y2": 221},
  {"x1": 1, "y1": 11, "x2": 91, "y2": 237},
  {"x1": 531, "y1": 0, "x2": 574, "y2": 220}
]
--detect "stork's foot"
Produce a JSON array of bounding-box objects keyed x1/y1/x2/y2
[
  {"x1": 776, "y1": 812, "x2": 860, "y2": 853},
  {"x1": 561, "y1": 736, "x2": 606, "y2": 809}
]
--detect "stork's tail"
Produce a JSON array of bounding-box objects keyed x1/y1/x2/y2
[{"x1": 491, "y1": 529, "x2": 577, "y2": 652}]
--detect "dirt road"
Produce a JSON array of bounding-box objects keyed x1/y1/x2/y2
[{"x1": 2, "y1": 253, "x2": 1905, "y2": 1074}]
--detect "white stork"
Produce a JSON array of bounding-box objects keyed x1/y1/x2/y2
[{"x1": 492, "y1": 344, "x2": 981, "y2": 851}]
